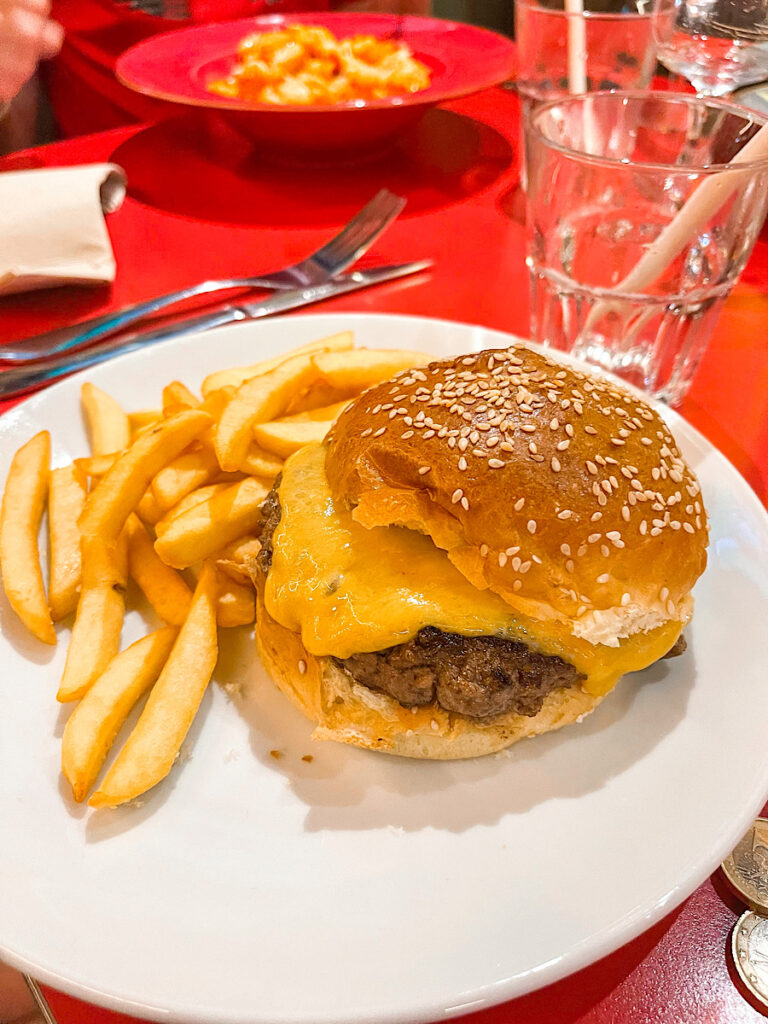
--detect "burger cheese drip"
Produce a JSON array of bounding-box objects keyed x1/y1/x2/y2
[{"x1": 264, "y1": 443, "x2": 683, "y2": 698}]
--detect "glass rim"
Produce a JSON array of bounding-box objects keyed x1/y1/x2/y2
[
  {"x1": 526, "y1": 89, "x2": 768, "y2": 173},
  {"x1": 514, "y1": 0, "x2": 656, "y2": 20}
]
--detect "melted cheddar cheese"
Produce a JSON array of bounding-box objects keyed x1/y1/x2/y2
[{"x1": 265, "y1": 444, "x2": 682, "y2": 697}]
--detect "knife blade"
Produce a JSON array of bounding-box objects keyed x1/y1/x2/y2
[{"x1": 0, "y1": 260, "x2": 433, "y2": 400}]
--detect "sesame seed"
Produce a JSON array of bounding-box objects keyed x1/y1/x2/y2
[
  {"x1": 488, "y1": 458, "x2": 505, "y2": 469},
  {"x1": 527, "y1": 520, "x2": 537, "y2": 534},
  {"x1": 298, "y1": 660, "x2": 307, "y2": 675},
  {"x1": 549, "y1": 418, "x2": 559, "y2": 430},
  {"x1": 528, "y1": 442, "x2": 537, "y2": 454},
  {"x1": 551, "y1": 457, "x2": 561, "y2": 472},
  {"x1": 361, "y1": 427, "x2": 373, "y2": 437},
  {"x1": 666, "y1": 599, "x2": 676, "y2": 617},
  {"x1": 373, "y1": 427, "x2": 386, "y2": 438},
  {"x1": 588, "y1": 533, "x2": 601, "y2": 543},
  {"x1": 520, "y1": 561, "x2": 531, "y2": 574},
  {"x1": 513, "y1": 580, "x2": 523, "y2": 591},
  {"x1": 418, "y1": 466, "x2": 431, "y2": 475},
  {"x1": 590, "y1": 512, "x2": 602, "y2": 522},
  {"x1": 480, "y1": 544, "x2": 489, "y2": 557},
  {"x1": 498, "y1": 552, "x2": 508, "y2": 567},
  {"x1": 431, "y1": 720, "x2": 439, "y2": 732},
  {"x1": 458, "y1": 456, "x2": 467, "y2": 471},
  {"x1": 514, "y1": 497, "x2": 526, "y2": 511},
  {"x1": 507, "y1": 546, "x2": 520, "y2": 556},
  {"x1": 556, "y1": 439, "x2": 570, "y2": 451},
  {"x1": 683, "y1": 522, "x2": 695, "y2": 534},
  {"x1": 639, "y1": 521, "x2": 648, "y2": 535},
  {"x1": 586, "y1": 461, "x2": 598, "y2": 475},
  {"x1": 566, "y1": 559, "x2": 575, "y2": 573},
  {"x1": 650, "y1": 527, "x2": 662, "y2": 537},
  {"x1": 402, "y1": 430, "x2": 414, "y2": 439},
  {"x1": 597, "y1": 573, "x2": 610, "y2": 584},
  {"x1": 621, "y1": 506, "x2": 631, "y2": 522},
  {"x1": 557, "y1": 509, "x2": 573, "y2": 520},
  {"x1": 460, "y1": 497, "x2": 470, "y2": 511},
  {"x1": 601, "y1": 544, "x2": 610, "y2": 557},
  {"x1": 584, "y1": 425, "x2": 598, "y2": 435},
  {"x1": 521, "y1": 423, "x2": 536, "y2": 433},
  {"x1": 560, "y1": 544, "x2": 571, "y2": 556},
  {"x1": 621, "y1": 593, "x2": 630, "y2": 606},
  {"x1": 451, "y1": 489, "x2": 463, "y2": 504}
]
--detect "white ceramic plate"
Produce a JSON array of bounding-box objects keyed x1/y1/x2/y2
[{"x1": 2, "y1": 313, "x2": 768, "y2": 1024}]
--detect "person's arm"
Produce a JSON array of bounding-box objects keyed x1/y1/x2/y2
[{"x1": 0, "y1": 0, "x2": 62, "y2": 105}]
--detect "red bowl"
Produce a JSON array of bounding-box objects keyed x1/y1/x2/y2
[{"x1": 116, "y1": 12, "x2": 516, "y2": 159}]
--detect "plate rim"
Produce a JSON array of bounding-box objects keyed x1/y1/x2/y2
[{"x1": 2, "y1": 310, "x2": 768, "y2": 1024}]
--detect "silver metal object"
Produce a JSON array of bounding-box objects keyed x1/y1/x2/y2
[
  {"x1": 23, "y1": 974, "x2": 59, "y2": 1024},
  {"x1": 0, "y1": 260, "x2": 432, "y2": 399},
  {"x1": 1, "y1": 189, "x2": 406, "y2": 364},
  {"x1": 111, "y1": 0, "x2": 190, "y2": 20},
  {"x1": 732, "y1": 910, "x2": 768, "y2": 1009}
]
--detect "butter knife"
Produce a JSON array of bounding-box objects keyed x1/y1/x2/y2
[{"x1": 0, "y1": 260, "x2": 433, "y2": 399}]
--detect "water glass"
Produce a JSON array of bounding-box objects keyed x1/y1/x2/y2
[
  {"x1": 524, "y1": 91, "x2": 768, "y2": 405},
  {"x1": 515, "y1": 0, "x2": 658, "y2": 109},
  {"x1": 653, "y1": 0, "x2": 768, "y2": 97}
]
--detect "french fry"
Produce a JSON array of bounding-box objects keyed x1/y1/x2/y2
[
  {"x1": 215, "y1": 354, "x2": 318, "y2": 472},
  {"x1": 213, "y1": 575, "x2": 255, "y2": 628},
  {"x1": 154, "y1": 477, "x2": 268, "y2": 569},
  {"x1": 61, "y1": 626, "x2": 178, "y2": 802},
  {"x1": 283, "y1": 380, "x2": 350, "y2": 415},
  {"x1": 79, "y1": 410, "x2": 212, "y2": 544},
  {"x1": 81, "y1": 383, "x2": 131, "y2": 456},
  {"x1": 201, "y1": 330, "x2": 353, "y2": 396},
  {"x1": 253, "y1": 419, "x2": 334, "y2": 457},
  {"x1": 129, "y1": 410, "x2": 161, "y2": 439},
  {"x1": 0, "y1": 431, "x2": 55, "y2": 644},
  {"x1": 126, "y1": 515, "x2": 192, "y2": 626},
  {"x1": 73, "y1": 453, "x2": 119, "y2": 489},
  {"x1": 89, "y1": 563, "x2": 219, "y2": 808},
  {"x1": 162, "y1": 381, "x2": 200, "y2": 415},
  {"x1": 312, "y1": 348, "x2": 429, "y2": 391},
  {"x1": 154, "y1": 483, "x2": 233, "y2": 538},
  {"x1": 48, "y1": 466, "x2": 87, "y2": 621},
  {"x1": 57, "y1": 533, "x2": 128, "y2": 702},
  {"x1": 136, "y1": 489, "x2": 164, "y2": 525},
  {"x1": 280, "y1": 400, "x2": 351, "y2": 423},
  {"x1": 215, "y1": 536, "x2": 261, "y2": 585},
  {"x1": 240, "y1": 446, "x2": 284, "y2": 479},
  {"x1": 200, "y1": 386, "x2": 235, "y2": 421},
  {"x1": 151, "y1": 447, "x2": 221, "y2": 513}
]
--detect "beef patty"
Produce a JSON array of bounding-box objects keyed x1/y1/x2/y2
[{"x1": 255, "y1": 483, "x2": 685, "y2": 720}]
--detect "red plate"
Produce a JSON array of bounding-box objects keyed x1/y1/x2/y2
[{"x1": 116, "y1": 13, "x2": 516, "y2": 159}]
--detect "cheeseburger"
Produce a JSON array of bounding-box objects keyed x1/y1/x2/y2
[{"x1": 252, "y1": 345, "x2": 708, "y2": 759}]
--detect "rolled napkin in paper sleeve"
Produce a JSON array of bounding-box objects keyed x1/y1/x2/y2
[{"x1": 0, "y1": 163, "x2": 126, "y2": 297}]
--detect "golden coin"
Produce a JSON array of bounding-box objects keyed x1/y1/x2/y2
[
  {"x1": 732, "y1": 910, "x2": 768, "y2": 1009},
  {"x1": 722, "y1": 817, "x2": 768, "y2": 914}
]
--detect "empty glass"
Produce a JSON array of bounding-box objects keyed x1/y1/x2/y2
[{"x1": 524, "y1": 91, "x2": 768, "y2": 405}]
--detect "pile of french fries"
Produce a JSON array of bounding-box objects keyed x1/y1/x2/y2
[{"x1": 0, "y1": 332, "x2": 429, "y2": 810}]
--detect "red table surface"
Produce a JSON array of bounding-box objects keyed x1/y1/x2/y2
[{"x1": 1, "y1": 87, "x2": 768, "y2": 1024}]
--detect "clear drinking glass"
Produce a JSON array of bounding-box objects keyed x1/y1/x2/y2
[
  {"x1": 654, "y1": 0, "x2": 768, "y2": 97},
  {"x1": 515, "y1": 0, "x2": 659, "y2": 110},
  {"x1": 524, "y1": 91, "x2": 768, "y2": 405}
]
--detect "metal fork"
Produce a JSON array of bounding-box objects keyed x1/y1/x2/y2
[{"x1": 2, "y1": 189, "x2": 405, "y2": 364}]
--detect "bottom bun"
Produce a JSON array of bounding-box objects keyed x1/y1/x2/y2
[{"x1": 255, "y1": 586, "x2": 605, "y2": 760}]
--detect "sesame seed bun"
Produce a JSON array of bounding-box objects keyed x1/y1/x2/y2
[
  {"x1": 326, "y1": 345, "x2": 708, "y2": 645},
  {"x1": 254, "y1": 583, "x2": 604, "y2": 759}
]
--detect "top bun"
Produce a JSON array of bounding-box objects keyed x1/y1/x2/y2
[{"x1": 326, "y1": 345, "x2": 708, "y2": 643}]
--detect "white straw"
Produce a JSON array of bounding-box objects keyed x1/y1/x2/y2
[
  {"x1": 580, "y1": 118, "x2": 768, "y2": 336},
  {"x1": 565, "y1": 0, "x2": 588, "y2": 94},
  {"x1": 612, "y1": 119, "x2": 768, "y2": 294}
]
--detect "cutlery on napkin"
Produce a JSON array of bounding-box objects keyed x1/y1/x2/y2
[{"x1": 0, "y1": 164, "x2": 126, "y2": 297}]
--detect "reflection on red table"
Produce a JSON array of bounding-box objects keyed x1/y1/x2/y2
[{"x1": 1, "y1": 87, "x2": 767, "y2": 1024}]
